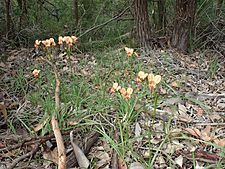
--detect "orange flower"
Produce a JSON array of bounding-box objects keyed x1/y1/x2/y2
[
  {"x1": 137, "y1": 71, "x2": 148, "y2": 82},
  {"x1": 49, "y1": 38, "x2": 56, "y2": 46},
  {"x1": 42, "y1": 39, "x2": 51, "y2": 48},
  {"x1": 120, "y1": 87, "x2": 133, "y2": 100},
  {"x1": 125, "y1": 47, "x2": 134, "y2": 57},
  {"x1": 34, "y1": 40, "x2": 41, "y2": 48},
  {"x1": 58, "y1": 36, "x2": 63, "y2": 45},
  {"x1": 71, "y1": 36, "x2": 78, "y2": 44},
  {"x1": 110, "y1": 82, "x2": 121, "y2": 93},
  {"x1": 120, "y1": 87, "x2": 127, "y2": 96},
  {"x1": 148, "y1": 74, "x2": 161, "y2": 90},
  {"x1": 63, "y1": 36, "x2": 73, "y2": 46},
  {"x1": 32, "y1": 69, "x2": 40, "y2": 78}
]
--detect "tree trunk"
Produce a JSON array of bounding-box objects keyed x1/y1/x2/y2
[
  {"x1": 17, "y1": 0, "x2": 28, "y2": 30},
  {"x1": 73, "y1": 0, "x2": 79, "y2": 27},
  {"x1": 157, "y1": 0, "x2": 166, "y2": 35},
  {"x1": 134, "y1": 0, "x2": 151, "y2": 50},
  {"x1": 216, "y1": 0, "x2": 224, "y2": 16},
  {"x1": 4, "y1": 0, "x2": 12, "y2": 35},
  {"x1": 171, "y1": 0, "x2": 196, "y2": 53}
]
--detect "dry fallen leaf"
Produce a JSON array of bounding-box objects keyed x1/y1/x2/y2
[
  {"x1": 184, "y1": 128, "x2": 201, "y2": 138},
  {"x1": 214, "y1": 138, "x2": 225, "y2": 147},
  {"x1": 200, "y1": 125, "x2": 212, "y2": 141},
  {"x1": 130, "y1": 162, "x2": 144, "y2": 169},
  {"x1": 70, "y1": 131, "x2": 90, "y2": 168},
  {"x1": 175, "y1": 155, "x2": 183, "y2": 168},
  {"x1": 43, "y1": 147, "x2": 58, "y2": 165},
  {"x1": 0, "y1": 103, "x2": 7, "y2": 125},
  {"x1": 171, "y1": 81, "x2": 180, "y2": 88},
  {"x1": 135, "y1": 122, "x2": 142, "y2": 142}
]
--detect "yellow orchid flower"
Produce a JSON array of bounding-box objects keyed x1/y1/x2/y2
[
  {"x1": 119, "y1": 87, "x2": 133, "y2": 100},
  {"x1": 137, "y1": 71, "x2": 148, "y2": 82},
  {"x1": 110, "y1": 82, "x2": 121, "y2": 93},
  {"x1": 125, "y1": 47, "x2": 134, "y2": 57},
  {"x1": 32, "y1": 69, "x2": 40, "y2": 78},
  {"x1": 71, "y1": 36, "x2": 78, "y2": 44},
  {"x1": 148, "y1": 74, "x2": 161, "y2": 90},
  {"x1": 63, "y1": 36, "x2": 73, "y2": 46},
  {"x1": 34, "y1": 40, "x2": 41, "y2": 48},
  {"x1": 58, "y1": 36, "x2": 63, "y2": 45},
  {"x1": 42, "y1": 39, "x2": 51, "y2": 48},
  {"x1": 49, "y1": 38, "x2": 56, "y2": 46}
]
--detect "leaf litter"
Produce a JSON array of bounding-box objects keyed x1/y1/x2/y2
[{"x1": 0, "y1": 47, "x2": 224, "y2": 168}]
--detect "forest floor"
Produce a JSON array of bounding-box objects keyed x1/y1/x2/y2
[{"x1": 0, "y1": 46, "x2": 225, "y2": 169}]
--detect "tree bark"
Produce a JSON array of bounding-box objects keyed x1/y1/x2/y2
[
  {"x1": 171, "y1": 0, "x2": 196, "y2": 53},
  {"x1": 4, "y1": 0, "x2": 12, "y2": 34},
  {"x1": 157, "y1": 0, "x2": 166, "y2": 35},
  {"x1": 17, "y1": 0, "x2": 28, "y2": 30},
  {"x1": 73, "y1": 0, "x2": 79, "y2": 27},
  {"x1": 134, "y1": 0, "x2": 151, "y2": 50},
  {"x1": 216, "y1": 0, "x2": 224, "y2": 16}
]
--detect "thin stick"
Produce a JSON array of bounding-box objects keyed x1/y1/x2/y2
[
  {"x1": 51, "y1": 67, "x2": 66, "y2": 169},
  {"x1": 0, "y1": 129, "x2": 79, "y2": 152},
  {"x1": 7, "y1": 144, "x2": 40, "y2": 169},
  {"x1": 40, "y1": 56, "x2": 67, "y2": 168}
]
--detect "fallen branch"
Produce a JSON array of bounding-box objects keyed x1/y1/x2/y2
[
  {"x1": 0, "y1": 129, "x2": 79, "y2": 153},
  {"x1": 51, "y1": 66, "x2": 66, "y2": 169},
  {"x1": 7, "y1": 143, "x2": 40, "y2": 169},
  {"x1": 41, "y1": 57, "x2": 66, "y2": 168}
]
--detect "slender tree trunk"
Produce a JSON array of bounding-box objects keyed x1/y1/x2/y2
[
  {"x1": 17, "y1": 0, "x2": 28, "y2": 30},
  {"x1": 4, "y1": 0, "x2": 12, "y2": 34},
  {"x1": 216, "y1": 0, "x2": 224, "y2": 16},
  {"x1": 73, "y1": 0, "x2": 79, "y2": 27},
  {"x1": 134, "y1": 0, "x2": 151, "y2": 50},
  {"x1": 157, "y1": 0, "x2": 166, "y2": 35},
  {"x1": 171, "y1": 0, "x2": 196, "y2": 53}
]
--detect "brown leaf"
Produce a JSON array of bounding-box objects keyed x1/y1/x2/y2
[
  {"x1": 200, "y1": 126, "x2": 212, "y2": 141},
  {"x1": 0, "y1": 103, "x2": 7, "y2": 125},
  {"x1": 43, "y1": 148, "x2": 58, "y2": 165},
  {"x1": 214, "y1": 138, "x2": 225, "y2": 147},
  {"x1": 130, "y1": 162, "x2": 144, "y2": 169},
  {"x1": 175, "y1": 155, "x2": 183, "y2": 168},
  {"x1": 135, "y1": 122, "x2": 142, "y2": 142},
  {"x1": 184, "y1": 128, "x2": 201, "y2": 138}
]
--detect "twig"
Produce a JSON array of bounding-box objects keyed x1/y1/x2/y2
[
  {"x1": 7, "y1": 143, "x2": 40, "y2": 169},
  {"x1": 0, "y1": 129, "x2": 79, "y2": 152},
  {"x1": 111, "y1": 128, "x2": 119, "y2": 169},
  {"x1": 193, "y1": 122, "x2": 225, "y2": 126},
  {"x1": 79, "y1": 6, "x2": 130, "y2": 38}
]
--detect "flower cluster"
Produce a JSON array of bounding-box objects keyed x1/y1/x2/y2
[
  {"x1": 58, "y1": 36, "x2": 78, "y2": 47},
  {"x1": 136, "y1": 71, "x2": 161, "y2": 90},
  {"x1": 110, "y1": 82, "x2": 133, "y2": 100},
  {"x1": 34, "y1": 35, "x2": 78, "y2": 49}
]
